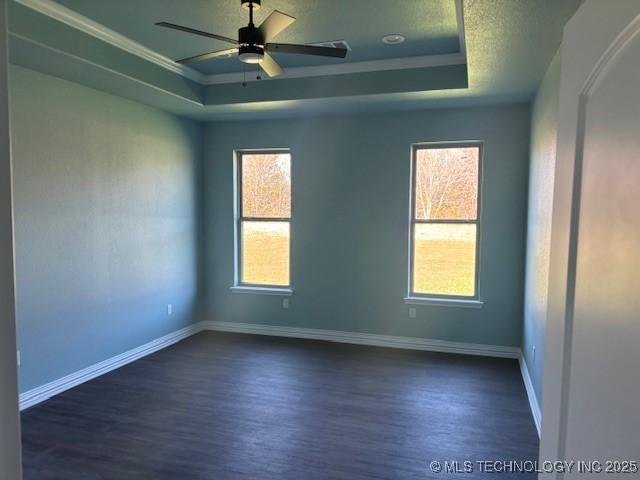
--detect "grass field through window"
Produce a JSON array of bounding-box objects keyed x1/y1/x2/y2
[
  {"x1": 413, "y1": 224, "x2": 476, "y2": 297},
  {"x1": 241, "y1": 222, "x2": 290, "y2": 286},
  {"x1": 241, "y1": 223, "x2": 476, "y2": 294}
]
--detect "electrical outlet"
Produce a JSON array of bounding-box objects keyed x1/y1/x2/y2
[
  {"x1": 283, "y1": 298, "x2": 289, "y2": 309},
  {"x1": 409, "y1": 307, "x2": 416, "y2": 319},
  {"x1": 532, "y1": 345, "x2": 536, "y2": 361},
  {"x1": 167, "y1": 304, "x2": 173, "y2": 315}
]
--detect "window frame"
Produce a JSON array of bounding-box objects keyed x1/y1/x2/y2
[
  {"x1": 233, "y1": 148, "x2": 292, "y2": 292},
  {"x1": 407, "y1": 141, "x2": 483, "y2": 302}
]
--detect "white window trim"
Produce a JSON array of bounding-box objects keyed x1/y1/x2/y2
[
  {"x1": 404, "y1": 296, "x2": 483, "y2": 308},
  {"x1": 233, "y1": 148, "x2": 292, "y2": 291},
  {"x1": 407, "y1": 141, "x2": 484, "y2": 304},
  {"x1": 230, "y1": 286, "x2": 294, "y2": 296}
]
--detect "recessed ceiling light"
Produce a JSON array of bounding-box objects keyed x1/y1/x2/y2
[{"x1": 382, "y1": 34, "x2": 405, "y2": 45}]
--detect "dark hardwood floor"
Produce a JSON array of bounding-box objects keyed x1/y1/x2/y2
[{"x1": 22, "y1": 331, "x2": 538, "y2": 479}]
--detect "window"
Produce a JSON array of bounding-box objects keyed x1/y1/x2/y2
[
  {"x1": 409, "y1": 143, "x2": 482, "y2": 300},
  {"x1": 235, "y1": 150, "x2": 291, "y2": 290}
]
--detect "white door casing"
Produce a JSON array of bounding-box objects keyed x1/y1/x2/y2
[
  {"x1": 0, "y1": 0, "x2": 22, "y2": 478},
  {"x1": 541, "y1": 1, "x2": 640, "y2": 477}
]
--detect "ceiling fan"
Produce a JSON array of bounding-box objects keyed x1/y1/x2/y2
[{"x1": 156, "y1": 0, "x2": 348, "y2": 78}]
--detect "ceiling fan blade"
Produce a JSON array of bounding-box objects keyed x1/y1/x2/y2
[
  {"x1": 155, "y1": 22, "x2": 237, "y2": 45},
  {"x1": 258, "y1": 10, "x2": 295, "y2": 42},
  {"x1": 260, "y1": 52, "x2": 284, "y2": 78},
  {"x1": 177, "y1": 48, "x2": 239, "y2": 65},
  {"x1": 266, "y1": 43, "x2": 347, "y2": 58}
]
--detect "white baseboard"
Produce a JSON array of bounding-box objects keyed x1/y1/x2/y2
[
  {"x1": 518, "y1": 354, "x2": 542, "y2": 437},
  {"x1": 201, "y1": 321, "x2": 521, "y2": 358},
  {"x1": 19, "y1": 323, "x2": 204, "y2": 410}
]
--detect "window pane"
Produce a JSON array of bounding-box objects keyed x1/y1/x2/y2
[
  {"x1": 413, "y1": 224, "x2": 476, "y2": 296},
  {"x1": 415, "y1": 147, "x2": 479, "y2": 220},
  {"x1": 242, "y1": 153, "x2": 291, "y2": 218},
  {"x1": 241, "y1": 221, "x2": 290, "y2": 286}
]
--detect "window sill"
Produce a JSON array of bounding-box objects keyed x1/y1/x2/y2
[
  {"x1": 230, "y1": 286, "x2": 294, "y2": 296},
  {"x1": 403, "y1": 297, "x2": 484, "y2": 309}
]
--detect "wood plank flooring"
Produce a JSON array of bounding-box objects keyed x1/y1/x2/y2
[{"x1": 21, "y1": 331, "x2": 538, "y2": 479}]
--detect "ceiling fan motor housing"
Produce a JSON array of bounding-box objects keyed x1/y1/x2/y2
[{"x1": 239, "y1": 25, "x2": 264, "y2": 46}]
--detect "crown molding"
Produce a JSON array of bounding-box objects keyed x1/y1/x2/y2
[
  {"x1": 201, "y1": 52, "x2": 466, "y2": 85},
  {"x1": 13, "y1": 0, "x2": 467, "y2": 87},
  {"x1": 13, "y1": 0, "x2": 206, "y2": 83},
  {"x1": 10, "y1": 32, "x2": 205, "y2": 107}
]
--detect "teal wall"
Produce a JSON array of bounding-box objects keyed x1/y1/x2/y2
[
  {"x1": 9, "y1": 64, "x2": 534, "y2": 394},
  {"x1": 10, "y1": 66, "x2": 203, "y2": 392},
  {"x1": 522, "y1": 52, "x2": 561, "y2": 407},
  {"x1": 204, "y1": 105, "x2": 530, "y2": 346}
]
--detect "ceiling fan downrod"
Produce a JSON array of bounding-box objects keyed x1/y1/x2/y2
[
  {"x1": 241, "y1": 0, "x2": 262, "y2": 19},
  {"x1": 238, "y1": 1, "x2": 265, "y2": 64}
]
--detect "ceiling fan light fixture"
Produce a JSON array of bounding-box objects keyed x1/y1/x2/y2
[
  {"x1": 239, "y1": 45, "x2": 264, "y2": 64},
  {"x1": 239, "y1": 52, "x2": 264, "y2": 63}
]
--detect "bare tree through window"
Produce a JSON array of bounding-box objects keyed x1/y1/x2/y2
[
  {"x1": 242, "y1": 154, "x2": 291, "y2": 218},
  {"x1": 415, "y1": 147, "x2": 478, "y2": 220}
]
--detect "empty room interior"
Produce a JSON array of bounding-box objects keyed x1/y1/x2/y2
[{"x1": 1, "y1": 0, "x2": 639, "y2": 478}]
